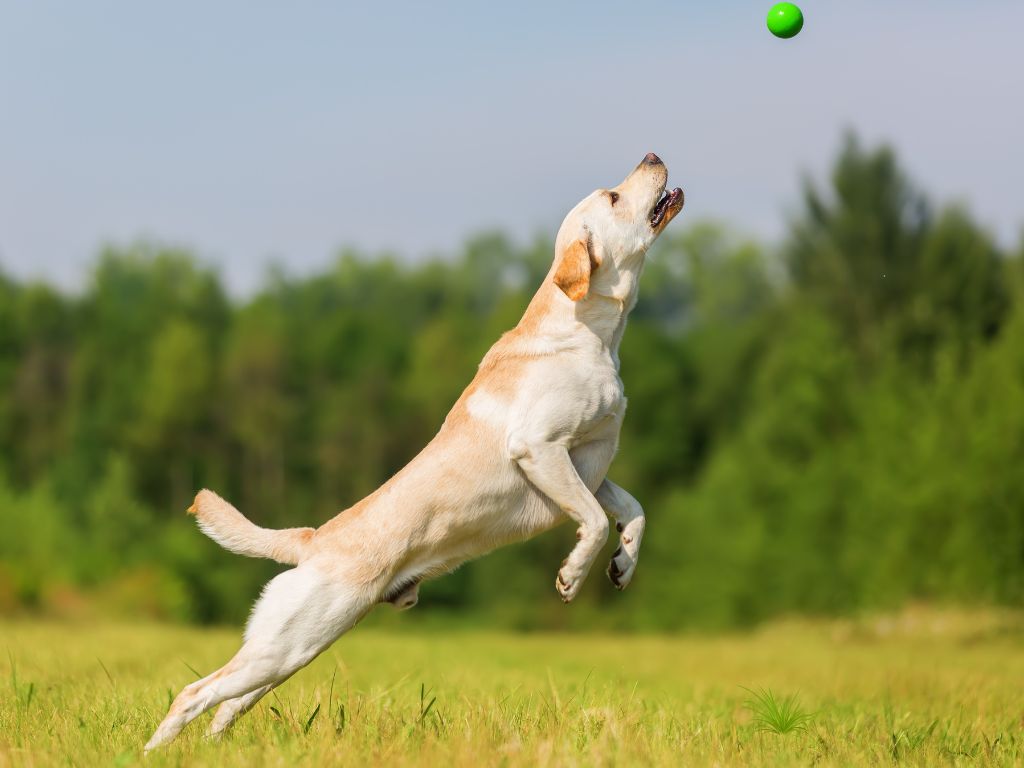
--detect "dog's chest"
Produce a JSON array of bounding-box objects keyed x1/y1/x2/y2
[
  {"x1": 570, "y1": 357, "x2": 626, "y2": 436},
  {"x1": 593, "y1": 365, "x2": 625, "y2": 413}
]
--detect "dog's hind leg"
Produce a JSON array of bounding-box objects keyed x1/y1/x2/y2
[
  {"x1": 208, "y1": 683, "x2": 276, "y2": 737},
  {"x1": 145, "y1": 565, "x2": 373, "y2": 751}
]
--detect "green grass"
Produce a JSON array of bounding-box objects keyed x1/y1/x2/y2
[
  {"x1": 2, "y1": 608, "x2": 1024, "y2": 766},
  {"x1": 742, "y1": 687, "x2": 814, "y2": 735}
]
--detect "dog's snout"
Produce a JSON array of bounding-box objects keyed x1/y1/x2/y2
[{"x1": 642, "y1": 152, "x2": 663, "y2": 166}]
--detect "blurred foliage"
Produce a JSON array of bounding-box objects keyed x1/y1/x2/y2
[{"x1": 0, "y1": 135, "x2": 1021, "y2": 628}]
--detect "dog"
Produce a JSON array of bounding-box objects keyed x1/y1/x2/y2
[{"x1": 144, "y1": 153, "x2": 684, "y2": 750}]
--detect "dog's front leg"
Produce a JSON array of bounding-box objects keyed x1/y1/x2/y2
[
  {"x1": 596, "y1": 479, "x2": 645, "y2": 590},
  {"x1": 511, "y1": 440, "x2": 609, "y2": 602}
]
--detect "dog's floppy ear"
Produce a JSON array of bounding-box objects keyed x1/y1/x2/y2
[{"x1": 553, "y1": 236, "x2": 598, "y2": 301}]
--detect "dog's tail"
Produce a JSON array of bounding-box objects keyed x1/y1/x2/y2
[{"x1": 187, "y1": 489, "x2": 314, "y2": 566}]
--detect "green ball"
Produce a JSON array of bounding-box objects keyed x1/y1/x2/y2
[{"x1": 767, "y1": 2, "x2": 804, "y2": 39}]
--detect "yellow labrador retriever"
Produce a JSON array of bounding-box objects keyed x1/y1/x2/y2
[{"x1": 145, "y1": 153, "x2": 684, "y2": 750}]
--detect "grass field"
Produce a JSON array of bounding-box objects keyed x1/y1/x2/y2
[{"x1": 2, "y1": 609, "x2": 1024, "y2": 767}]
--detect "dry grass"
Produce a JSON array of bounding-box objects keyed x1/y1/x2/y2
[{"x1": 2, "y1": 607, "x2": 1024, "y2": 766}]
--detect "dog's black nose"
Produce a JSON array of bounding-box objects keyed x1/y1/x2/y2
[{"x1": 642, "y1": 152, "x2": 663, "y2": 166}]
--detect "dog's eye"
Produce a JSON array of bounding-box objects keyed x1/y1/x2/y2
[{"x1": 608, "y1": 191, "x2": 619, "y2": 206}]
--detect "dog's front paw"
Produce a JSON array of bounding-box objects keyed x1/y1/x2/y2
[
  {"x1": 555, "y1": 566, "x2": 582, "y2": 603},
  {"x1": 607, "y1": 546, "x2": 636, "y2": 590}
]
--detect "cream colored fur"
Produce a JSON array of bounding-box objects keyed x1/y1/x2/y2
[
  {"x1": 187, "y1": 493, "x2": 313, "y2": 565},
  {"x1": 145, "y1": 153, "x2": 684, "y2": 751}
]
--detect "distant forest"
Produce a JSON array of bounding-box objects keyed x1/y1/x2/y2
[{"x1": 2, "y1": 136, "x2": 1022, "y2": 629}]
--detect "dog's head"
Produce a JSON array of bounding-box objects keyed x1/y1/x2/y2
[{"x1": 552, "y1": 153, "x2": 684, "y2": 301}]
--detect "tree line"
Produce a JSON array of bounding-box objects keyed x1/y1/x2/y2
[{"x1": 1, "y1": 136, "x2": 1022, "y2": 629}]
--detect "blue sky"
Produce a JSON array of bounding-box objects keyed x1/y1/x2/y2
[{"x1": 2, "y1": 1, "x2": 1022, "y2": 294}]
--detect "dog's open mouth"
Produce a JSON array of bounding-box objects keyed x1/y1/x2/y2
[{"x1": 649, "y1": 187, "x2": 685, "y2": 229}]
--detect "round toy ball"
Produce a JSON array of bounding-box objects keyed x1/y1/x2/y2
[{"x1": 767, "y1": 2, "x2": 804, "y2": 39}]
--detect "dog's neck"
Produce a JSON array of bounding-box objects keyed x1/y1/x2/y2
[{"x1": 516, "y1": 261, "x2": 644, "y2": 363}]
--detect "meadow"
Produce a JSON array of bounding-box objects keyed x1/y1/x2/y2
[
  {"x1": 3, "y1": 608, "x2": 1023, "y2": 767},
  {"x1": 3, "y1": 141, "x2": 1023, "y2": 763}
]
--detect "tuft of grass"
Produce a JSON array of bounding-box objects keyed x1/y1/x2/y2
[{"x1": 742, "y1": 686, "x2": 814, "y2": 735}]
